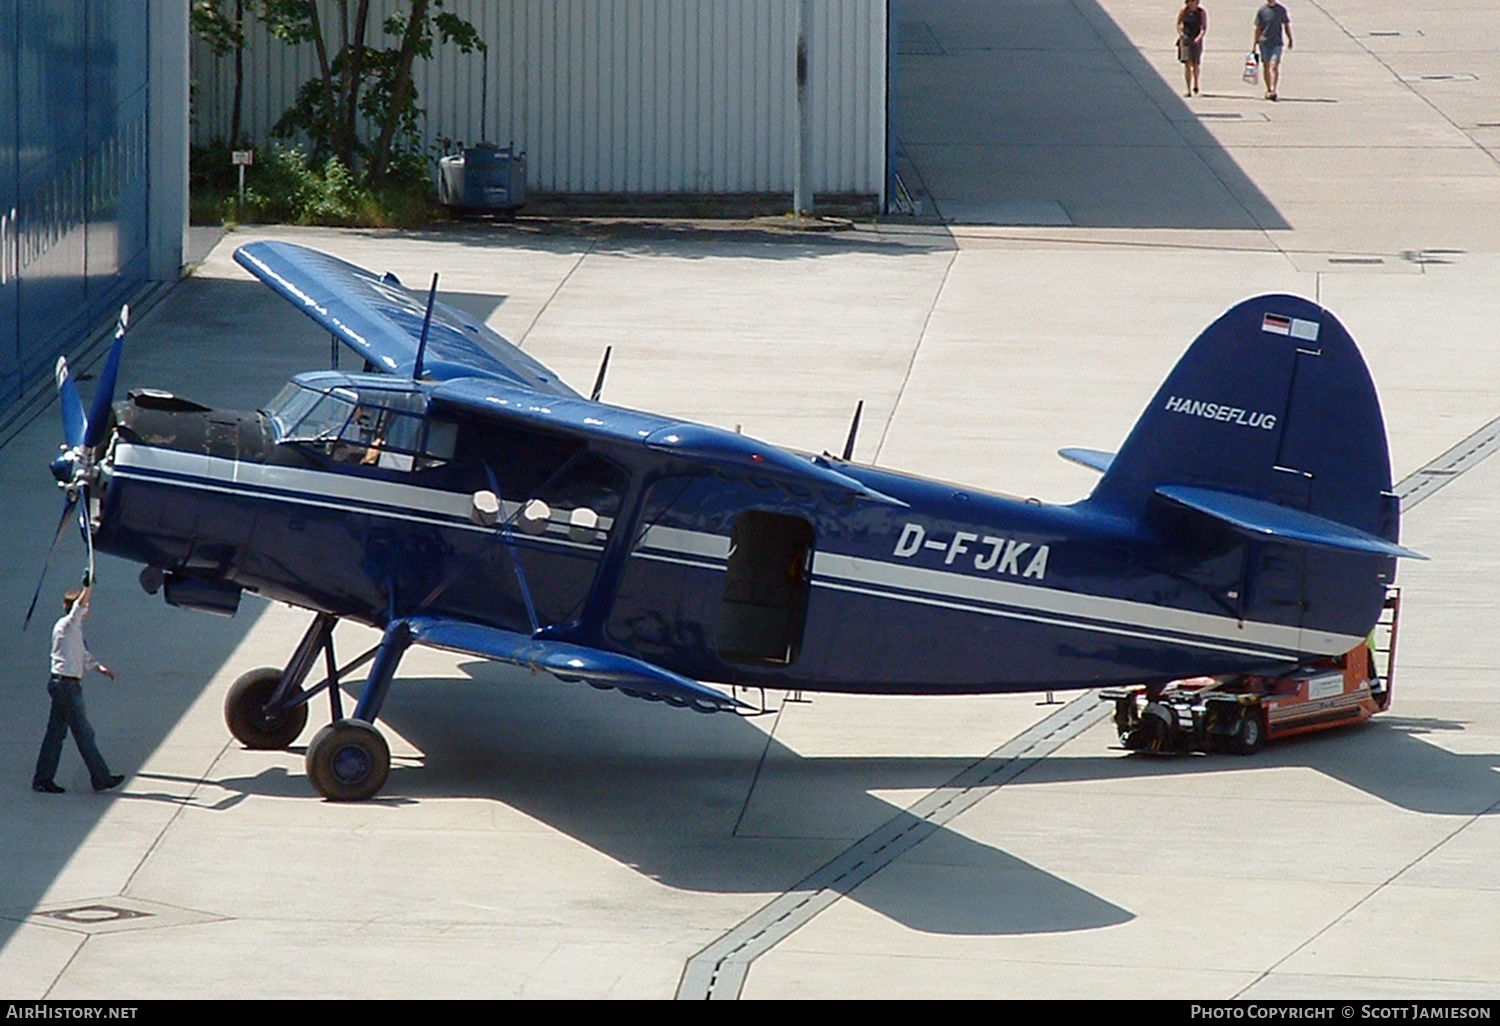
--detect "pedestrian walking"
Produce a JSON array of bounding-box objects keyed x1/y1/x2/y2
[
  {"x1": 1178, "y1": 0, "x2": 1208, "y2": 96},
  {"x1": 1252, "y1": 0, "x2": 1293, "y2": 100},
  {"x1": 32, "y1": 587, "x2": 124, "y2": 794}
]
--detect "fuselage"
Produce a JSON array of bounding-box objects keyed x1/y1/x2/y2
[{"x1": 93, "y1": 379, "x2": 1377, "y2": 696}]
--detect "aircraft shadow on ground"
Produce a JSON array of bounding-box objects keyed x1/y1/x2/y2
[
  {"x1": 360, "y1": 666, "x2": 1497, "y2": 936},
  {"x1": 894, "y1": 0, "x2": 1290, "y2": 230},
  {"x1": 364, "y1": 668, "x2": 1496, "y2": 929},
  {"x1": 1017, "y1": 713, "x2": 1500, "y2": 818},
  {"x1": 370, "y1": 666, "x2": 1137, "y2": 937}
]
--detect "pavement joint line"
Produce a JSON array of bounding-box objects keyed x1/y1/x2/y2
[
  {"x1": 872, "y1": 248, "x2": 957, "y2": 463},
  {"x1": 1306, "y1": 0, "x2": 1500, "y2": 174},
  {"x1": 514, "y1": 241, "x2": 596, "y2": 350},
  {"x1": 675, "y1": 688, "x2": 1109, "y2": 1000},
  {"x1": 1234, "y1": 790, "x2": 1500, "y2": 999},
  {"x1": 730, "y1": 702, "x2": 784, "y2": 838},
  {"x1": 118, "y1": 727, "x2": 243, "y2": 900}
]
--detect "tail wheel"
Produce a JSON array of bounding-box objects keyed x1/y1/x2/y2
[
  {"x1": 1232, "y1": 709, "x2": 1266, "y2": 755},
  {"x1": 225, "y1": 667, "x2": 309, "y2": 750},
  {"x1": 306, "y1": 720, "x2": 391, "y2": 801}
]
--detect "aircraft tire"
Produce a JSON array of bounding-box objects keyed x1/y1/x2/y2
[
  {"x1": 1232, "y1": 709, "x2": 1265, "y2": 756},
  {"x1": 306, "y1": 719, "x2": 390, "y2": 801},
  {"x1": 225, "y1": 668, "x2": 309, "y2": 750}
]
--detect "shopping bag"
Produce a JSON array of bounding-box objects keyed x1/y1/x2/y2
[{"x1": 1242, "y1": 52, "x2": 1259, "y2": 83}]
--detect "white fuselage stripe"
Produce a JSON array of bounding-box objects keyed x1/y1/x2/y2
[
  {"x1": 635, "y1": 526, "x2": 1358, "y2": 658},
  {"x1": 811, "y1": 579, "x2": 1293, "y2": 660},
  {"x1": 111, "y1": 443, "x2": 608, "y2": 552}
]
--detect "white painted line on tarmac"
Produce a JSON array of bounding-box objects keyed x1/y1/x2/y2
[
  {"x1": 1398, "y1": 414, "x2": 1500, "y2": 510},
  {"x1": 675, "y1": 688, "x2": 1111, "y2": 1000}
]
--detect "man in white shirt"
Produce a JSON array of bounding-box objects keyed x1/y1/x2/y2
[{"x1": 32, "y1": 587, "x2": 124, "y2": 794}]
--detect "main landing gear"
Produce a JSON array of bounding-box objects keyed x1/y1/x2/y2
[{"x1": 223, "y1": 613, "x2": 412, "y2": 801}]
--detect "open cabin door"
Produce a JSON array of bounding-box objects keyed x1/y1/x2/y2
[{"x1": 718, "y1": 511, "x2": 814, "y2": 666}]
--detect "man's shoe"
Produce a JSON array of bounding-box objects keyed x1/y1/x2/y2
[
  {"x1": 32, "y1": 781, "x2": 65, "y2": 794},
  {"x1": 93, "y1": 775, "x2": 125, "y2": 792}
]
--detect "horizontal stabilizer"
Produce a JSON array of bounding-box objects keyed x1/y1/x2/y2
[
  {"x1": 1156, "y1": 486, "x2": 1426, "y2": 560},
  {"x1": 404, "y1": 616, "x2": 744, "y2": 712},
  {"x1": 1059, "y1": 447, "x2": 1115, "y2": 473}
]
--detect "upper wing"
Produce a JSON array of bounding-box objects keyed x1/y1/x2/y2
[{"x1": 234, "y1": 241, "x2": 579, "y2": 398}]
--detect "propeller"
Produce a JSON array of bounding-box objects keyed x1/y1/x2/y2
[
  {"x1": 84, "y1": 305, "x2": 128, "y2": 449},
  {"x1": 24, "y1": 305, "x2": 129, "y2": 628}
]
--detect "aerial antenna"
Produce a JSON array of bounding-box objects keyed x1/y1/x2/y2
[
  {"x1": 841, "y1": 399, "x2": 864, "y2": 461},
  {"x1": 590, "y1": 345, "x2": 612, "y2": 402},
  {"x1": 412, "y1": 272, "x2": 439, "y2": 381}
]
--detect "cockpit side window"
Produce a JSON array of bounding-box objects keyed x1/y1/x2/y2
[
  {"x1": 279, "y1": 388, "x2": 359, "y2": 442},
  {"x1": 265, "y1": 381, "x2": 451, "y2": 473}
]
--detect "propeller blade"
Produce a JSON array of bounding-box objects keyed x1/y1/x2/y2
[
  {"x1": 83, "y1": 304, "x2": 128, "y2": 449},
  {"x1": 55, "y1": 357, "x2": 86, "y2": 449},
  {"x1": 23, "y1": 495, "x2": 79, "y2": 629},
  {"x1": 79, "y1": 483, "x2": 96, "y2": 587}
]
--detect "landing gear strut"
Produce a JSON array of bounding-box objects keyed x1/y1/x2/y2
[
  {"x1": 302, "y1": 618, "x2": 412, "y2": 802},
  {"x1": 223, "y1": 611, "x2": 408, "y2": 801}
]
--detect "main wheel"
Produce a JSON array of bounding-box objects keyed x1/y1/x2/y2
[
  {"x1": 306, "y1": 719, "x2": 391, "y2": 801},
  {"x1": 1232, "y1": 709, "x2": 1266, "y2": 755},
  {"x1": 225, "y1": 668, "x2": 309, "y2": 750}
]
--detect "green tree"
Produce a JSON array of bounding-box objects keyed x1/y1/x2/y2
[
  {"x1": 191, "y1": 0, "x2": 251, "y2": 148},
  {"x1": 259, "y1": 0, "x2": 484, "y2": 185}
]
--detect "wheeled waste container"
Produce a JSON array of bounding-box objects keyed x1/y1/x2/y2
[{"x1": 437, "y1": 143, "x2": 526, "y2": 213}]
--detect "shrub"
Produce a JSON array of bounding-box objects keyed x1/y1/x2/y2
[{"x1": 190, "y1": 144, "x2": 441, "y2": 228}]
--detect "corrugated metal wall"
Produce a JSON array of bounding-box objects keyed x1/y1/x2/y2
[{"x1": 192, "y1": 0, "x2": 887, "y2": 199}]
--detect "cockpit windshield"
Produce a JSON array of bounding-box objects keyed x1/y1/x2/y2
[{"x1": 262, "y1": 374, "x2": 456, "y2": 471}]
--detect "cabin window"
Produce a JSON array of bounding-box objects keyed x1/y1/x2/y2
[
  {"x1": 718, "y1": 511, "x2": 814, "y2": 666},
  {"x1": 457, "y1": 423, "x2": 628, "y2": 519}
]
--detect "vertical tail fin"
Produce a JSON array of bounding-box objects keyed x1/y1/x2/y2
[
  {"x1": 1088, "y1": 295, "x2": 1410, "y2": 648},
  {"x1": 1092, "y1": 294, "x2": 1395, "y2": 538}
]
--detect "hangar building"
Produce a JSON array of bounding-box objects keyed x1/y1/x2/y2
[
  {"x1": 0, "y1": 0, "x2": 188, "y2": 419},
  {"x1": 191, "y1": 0, "x2": 891, "y2": 210}
]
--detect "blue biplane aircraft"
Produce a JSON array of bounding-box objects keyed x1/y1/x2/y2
[{"x1": 39, "y1": 242, "x2": 1423, "y2": 799}]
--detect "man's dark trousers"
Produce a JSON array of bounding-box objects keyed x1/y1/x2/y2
[{"x1": 33, "y1": 676, "x2": 112, "y2": 788}]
